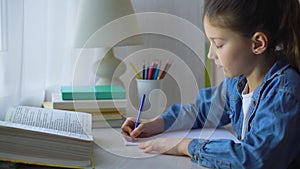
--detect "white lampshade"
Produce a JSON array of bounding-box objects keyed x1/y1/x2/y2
[
  {"x1": 74, "y1": 0, "x2": 141, "y2": 48},
  {"x1": 73, "y1": 0, "x2": 142, "y2": 85}
]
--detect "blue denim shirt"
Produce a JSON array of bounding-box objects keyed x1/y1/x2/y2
[{"x1": 161, "y1": 58, "x2": 300, "y2": 169}]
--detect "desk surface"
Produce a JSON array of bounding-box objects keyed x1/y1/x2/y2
[{"x1": 92, "y1": 128, "x2": 208, "y2": 169}]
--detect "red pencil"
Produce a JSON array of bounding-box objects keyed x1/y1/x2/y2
[
  {"x1": 148, "y1": 61, "x2": 156, "y2": 80},
  {"x1": 157, "y1": 60, "x2": 172, "y2": 80}
]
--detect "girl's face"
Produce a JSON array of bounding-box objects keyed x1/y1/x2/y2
[{"x1": 204, "y1": 16, "x2": 255, "y2": 78}]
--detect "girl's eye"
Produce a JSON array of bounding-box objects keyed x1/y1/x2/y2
[
  {"x1": 210, "y1": 39, "x2": 224, "y2": 49},
  {"x1": 213, "y1": 41, "x2": 224, "y2": 49},
  {"x1": 215, "y1": 44, "x2": 223, "y2": 49}
]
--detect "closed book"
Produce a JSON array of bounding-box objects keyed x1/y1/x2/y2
[
  {"x1": 92, "y1": 119, "x2": 125, "y2": 128},
  {"x1": 52, "y1": 93, "x2": 127, "y2": 111},
  {"x1": 92, "y1": 111, "x2": 124, "y2": 121},
  {"x1": 61, "y1": 85, "x2": 126, "y2": 100}
]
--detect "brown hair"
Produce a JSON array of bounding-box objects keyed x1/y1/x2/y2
[{"x1": 204, "y1": 0, "x2": 300, "y2": 72}]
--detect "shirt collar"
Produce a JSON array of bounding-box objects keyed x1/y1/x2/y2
[
  {"x1": 262, "y1": 57, "x2": 289, "y2": 83},
  {"x1": 235, "y1": 56, "x2": 290, "y2": 93}
]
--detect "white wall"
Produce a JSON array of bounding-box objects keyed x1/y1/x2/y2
[{"x1": 113, "y1": 0, "x2": 206, "y2": 115}]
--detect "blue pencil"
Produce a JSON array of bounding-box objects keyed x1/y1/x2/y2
[
  {"x1": 153, "y1": 67, "x2": 160, "y2": 80},
  {"x1": 145, "y1": 65, "x2": 149, "y2": 80}
]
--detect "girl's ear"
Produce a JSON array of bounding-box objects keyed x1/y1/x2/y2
[{"x1": 251, "y1": 32, "x2": 268, "y2": 55}]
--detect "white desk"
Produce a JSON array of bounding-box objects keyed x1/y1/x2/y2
[{"x1": 92, "y1": 128, "x2": 209, "y2": 169}]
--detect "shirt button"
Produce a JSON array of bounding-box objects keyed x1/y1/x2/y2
[
  {"x1": 193, "y1": 155, "x2": 199, "y2": 161},
  {"x1": 253, "y1": 101, "x2": 257, "y2": 107}
]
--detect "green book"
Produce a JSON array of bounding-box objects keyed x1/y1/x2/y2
[{"x1": 61, "y1": 85, "x2": 126, "y2": 100}]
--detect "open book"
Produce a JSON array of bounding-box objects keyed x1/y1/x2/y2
[{"x1": 0, "y1": 106, "x2": 94, "y2": 169}]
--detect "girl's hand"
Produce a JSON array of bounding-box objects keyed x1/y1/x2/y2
[
  {"x1": 138, "y1": 138, "x2": 193, "y2": 157},
  {"x1": 121, "y1": 116, "x2": 164, "y2": 140}
]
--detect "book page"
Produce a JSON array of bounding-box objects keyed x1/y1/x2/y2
[
  {"x1": 124, "y1": 128, "x2": 240, "y2": 146},
  {"x1": 0, "y1": 106, "x2": 93, "y2": 141}
]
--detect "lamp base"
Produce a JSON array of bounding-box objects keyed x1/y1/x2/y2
[
  {"x1": 95, "y1": 77, "x2": 123, "y2": 86},
  {"x1": 92, "y1": 48, "x2": 126, "y2": 86}
]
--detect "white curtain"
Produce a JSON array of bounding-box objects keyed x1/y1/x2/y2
[{"x1": 0, "y1": 0, "x2": 82, "y2": 114}]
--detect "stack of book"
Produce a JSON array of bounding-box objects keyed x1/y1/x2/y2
[{"x1": 50, "y1": 85, "x2": 127, "y2": 128}]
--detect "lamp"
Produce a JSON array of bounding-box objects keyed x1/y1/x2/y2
[{"x1": 74, "y1": 0, "x2": 141, "y2": 85}]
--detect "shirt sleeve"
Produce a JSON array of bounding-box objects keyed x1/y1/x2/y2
[
  {"x1": 187, "y1": 88, "x2": 300, "y2": 169},
  {"x1": 160, "y1": 79, "x2": 231, "y2": 132}
]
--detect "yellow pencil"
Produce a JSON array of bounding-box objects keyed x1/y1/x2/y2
[{"x1": 130, "y1": 63, "x2": 142, "y2": 79}]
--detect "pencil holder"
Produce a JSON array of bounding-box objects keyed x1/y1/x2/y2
[{"x1": 136, "y1": 79, "x2": 164, "y2": 117}]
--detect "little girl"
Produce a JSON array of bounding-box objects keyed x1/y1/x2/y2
[{"x1": 122, "y1": 0, "x2": 300, "y2": 168}]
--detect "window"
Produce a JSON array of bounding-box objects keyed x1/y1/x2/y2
[{"x1": 0, "y1": 0, "x2": 7, "y2": 51}]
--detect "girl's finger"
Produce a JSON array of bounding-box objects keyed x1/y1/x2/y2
[
  {"x1": 121, "y1": 126, "x2": 133, "y2": 135},
  {"x1": 130, "y1": 123, "x2": 145, "y2": 137}
]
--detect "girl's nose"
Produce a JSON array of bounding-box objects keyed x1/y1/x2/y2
[{"x1": 207, "y1": 45, "x2": 217, "y2": 60}]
